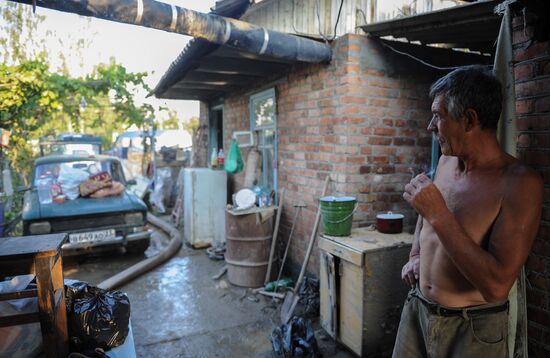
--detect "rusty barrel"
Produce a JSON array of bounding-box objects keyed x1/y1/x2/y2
[{"x1": 225, "y1": 210, "x2": 273, "y2": 287}]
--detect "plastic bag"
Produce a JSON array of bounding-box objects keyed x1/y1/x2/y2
[
  {"x1": 58, "y1": 164, "x2": 89, "y2": 200},
  {"x1": 225, "y1": 139, "x2": 244, "y2": 174},
  {"x1": 65, "y1": 281, "x2": 130, "y2": 352},
  {"x1": 270, "y1": 316, "x2": 320, "y2": 357},
  {"x1": 150, "y1": 167, "x2": 172, "y2": 213},
  {"x1": 0, "y1": 275, "x2": 42, "y2": 358}
]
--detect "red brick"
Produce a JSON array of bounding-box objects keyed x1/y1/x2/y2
[
  {"x1": 368, "y1": 137, "x2": 392, "y2": 145},
  {"x1": 517, "y1": 114, "x2": 550, "y2": 130},
  {"x1": 359, "y1": 166, "x2": 371, "y2": 174},
  {"x1": 393, "y1": 137, "x2": 415, "y2": 146},
  {"x1": 374, "y1": 128, "x2": 396, "y2": 136},
  {"x1": 535, "y1": 97, "x2": 550, "y2": 113},
  {"x1": 514, "y1": 41, "x2": 550, "y2": 63},
  {"x1": 513, "y1": 25, "x2": 534, "y2": 45},
  {"x1": 526, "y1": 287, "x2": 546, "y2": 307},
  {"x1": 519, "y1": 150, "x2": 550, "y2": 166},
  {"x1": 526, "y1": 255, "x2": 547, "y2": 273},
  {"x1": 527, "y1": 307, "x2": 550, "y2": 330}
]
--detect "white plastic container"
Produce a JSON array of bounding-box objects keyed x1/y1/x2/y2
[{"x1": 183, "y1": 168, "x2": 227, "y2": 248}]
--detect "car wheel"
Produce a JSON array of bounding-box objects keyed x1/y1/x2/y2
[{"x1": 126, "y1": 239, "x2": 150, "y2": 255}]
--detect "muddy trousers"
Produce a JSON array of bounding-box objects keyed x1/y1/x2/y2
[{"x1": 392, "y1": 287, "x2": 509, "y2": 358}]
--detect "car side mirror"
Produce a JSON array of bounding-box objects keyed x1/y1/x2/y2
[
  {"x1": 126, "y1": 179, "x2": 137, "y2": 186},
  {"x1": 16, "y1": 185, "x2": 30, "y2": 193}
]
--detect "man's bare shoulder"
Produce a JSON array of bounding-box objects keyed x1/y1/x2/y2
[
  {"x1": 502, "y1": 157, "x2": 543, "y2": 204},
  {"x1": 504, "y1": 157, "x2": 542, "y2": 186}
]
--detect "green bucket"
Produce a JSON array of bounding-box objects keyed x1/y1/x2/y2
[{"x1": 320, "y1": 196, "x2": 357, "y2": 236}]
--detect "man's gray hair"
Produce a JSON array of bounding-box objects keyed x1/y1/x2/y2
[{"x1": 429, "y1": 65, "x2": 503, "y2": 130}]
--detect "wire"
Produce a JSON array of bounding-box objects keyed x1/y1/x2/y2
[
  {"x1": 316, "y1": 0, "x2": 330, "y2": 43},
  {"x1": 378, "y1": 40, "x2": 463, "y2": 71},
  {"x1": 329, "y1": 0, "x2": 345, "y2": 41}
]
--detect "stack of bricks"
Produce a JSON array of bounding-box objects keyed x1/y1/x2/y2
[{"x1": 512, "y1": 9, "x2": 550, "y2": 357}]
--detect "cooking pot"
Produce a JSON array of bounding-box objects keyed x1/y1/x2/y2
[{"x1": 376, "y1": 211, "x2": 404, "y2": 234}]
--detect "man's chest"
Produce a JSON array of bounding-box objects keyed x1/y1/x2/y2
[{"x1": 435, "y1": 176, "x2": 503, "y2": 240}]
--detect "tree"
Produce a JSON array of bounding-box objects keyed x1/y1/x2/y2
[
  {"x1": 159, "y1": 109, "x2": 180, "y2": 130},
  {"x1": 182, "y1": 116, "x2": 199, "y2": 136},
  {"x1": 0, "y1": 57, "x2": 155, "y2": 182},
  {"x1": 0, "y1": 1, "x2": 47, "y2": 65}
]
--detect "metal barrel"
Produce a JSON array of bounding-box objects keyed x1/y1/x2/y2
[{"x1": 225, "y1": 211, "x2": 273, "y2": 288}]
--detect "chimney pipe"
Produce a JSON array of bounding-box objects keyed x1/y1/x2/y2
[{"x1": 9, "y1": 0, "x2": 332, "y2": 63}]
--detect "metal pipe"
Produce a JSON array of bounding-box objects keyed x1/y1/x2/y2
[{"x1": 9, "y1": 0, "x2": 332, "y2": 63}]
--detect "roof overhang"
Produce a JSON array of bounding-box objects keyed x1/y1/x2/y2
[
  {"x1": 359, "y1": 0, "x2": 503, "y2": 55},
  {"x1": 153, "y1": 40, "x2": 299, "y2": 101}
]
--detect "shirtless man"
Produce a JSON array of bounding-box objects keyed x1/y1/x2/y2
[{"x1": 392, "y1": 66, "x2": 543, "y2": 357}]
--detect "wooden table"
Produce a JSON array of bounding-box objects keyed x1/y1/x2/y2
[{"x1": 0, "y1": 233, "x2": 68, "y2": 358}]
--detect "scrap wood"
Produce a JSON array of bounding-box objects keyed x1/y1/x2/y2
[
  {"x1": 212, "y1": 265, "x2": 227, "y2": 280},
  {"x1": 258, "y1": 290, "x2": 285, "y2": 299}
]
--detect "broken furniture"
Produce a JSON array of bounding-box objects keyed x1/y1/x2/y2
[
  {"x1": 225, "y1": 206, "x2": 276, "y2": 287},
  {"x1": 0, "y1": 233, "x2": 69, "y2": 358},
  {"x1": 319, "y1": 228, "x2": 412, "y2": 357}
]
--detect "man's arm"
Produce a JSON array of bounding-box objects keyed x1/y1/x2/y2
[
  {"x1": 401, "y1": 215, "x2": 422, "y2": 287},
  {"x1": 404, "y1": 166, "x2": 543, "y2": 302}
]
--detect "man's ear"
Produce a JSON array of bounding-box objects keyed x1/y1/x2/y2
[{"x1": 464, "y1": 109, "x2": 479, "y2": 131}]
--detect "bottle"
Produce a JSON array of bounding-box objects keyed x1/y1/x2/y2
[
  {"x1": 37, "y1": 174, "x2": 53, "y2": 204},
  {"x1": 50, "y1": 180, "x2": 62, "y2": 200},
  {"x1": 217, "y1": 148, "x2": 225, "y2": 169},
  {"x1": 210, "y1": 149, "x2": 218, "y2": 169}
]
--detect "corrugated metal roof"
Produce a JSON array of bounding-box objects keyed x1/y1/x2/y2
[
  {"x1": 359, "y1": 0, "x2": 502, "y2": 55},
  {"x1": 151, "y1": 0, "x2": 253, "y2": 100}
]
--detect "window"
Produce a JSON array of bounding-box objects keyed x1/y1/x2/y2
[{"x1": 250, "y1": 88, "x2": 277, "y2": 195}]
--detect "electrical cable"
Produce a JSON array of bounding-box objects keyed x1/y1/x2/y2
[
  {"x1": 378, "y1": 40, "x2": 463, "y2": 71},
  {"x1": 315, "y1": 0, "x2": 330, "y2": 43},
  {"x1": 329, "y1": 0, "x2": 345, "y2": 41}
]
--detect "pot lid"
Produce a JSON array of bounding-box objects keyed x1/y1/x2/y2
[{"x1": 376, "y1": 211, "x2": 404, "y2": 219}]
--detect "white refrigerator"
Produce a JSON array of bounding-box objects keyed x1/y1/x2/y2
[{"x1": 183, "y1": 168, "x2": 227, "y2": 248}]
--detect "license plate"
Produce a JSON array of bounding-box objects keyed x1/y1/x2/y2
[{"x1": 69, "y1": 229, "x2": 117, "y2": 244}]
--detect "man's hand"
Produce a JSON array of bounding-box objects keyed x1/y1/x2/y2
[
  {"x1": 403, "y1": 174, "x2": 447, "y2": 221},
  {"x1": 402, "y1": 255, "x2": 420, "y2": 287}
]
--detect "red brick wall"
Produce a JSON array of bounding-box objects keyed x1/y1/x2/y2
[
  {"x1": 512, "y1": 10, "x2": 550, "y2": 357},
  {"x1": 199, "y1": 34, "x2": 435, "y2": 276}
]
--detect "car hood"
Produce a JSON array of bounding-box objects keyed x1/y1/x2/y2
[{"x1": 23, "y1": 190, "x2": 147, "y2": 221}]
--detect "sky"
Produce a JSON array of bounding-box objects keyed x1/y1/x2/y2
[{"x1": 0, "y1": 0, "x2": 217, "y2": 123}]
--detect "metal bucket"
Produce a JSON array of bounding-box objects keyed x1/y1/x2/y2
[
  {"x1": 225, "y1": 211, "x2": 273, "y2": 287},
  {"x1": 320, "y1": 196, "x2": 357, "y2": 236}
]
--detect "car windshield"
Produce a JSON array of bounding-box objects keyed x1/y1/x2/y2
[
  {"x1": 34, "y1": 159, "x2": 123, "y2": 185},
  {"x1": 41, "y1": 143, "x2": 101, "y2": 156}
]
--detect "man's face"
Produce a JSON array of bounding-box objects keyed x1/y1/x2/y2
[{"x1": 428, "y1": 95, "x2": 465, "y2": 156}]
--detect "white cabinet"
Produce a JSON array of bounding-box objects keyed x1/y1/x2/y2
[
  {"x1": 183, "y1": 168, "x2": 227, "y2": 248},
  {"x1": 319, "y1": 228, "x2": 412, "y2": 357}
]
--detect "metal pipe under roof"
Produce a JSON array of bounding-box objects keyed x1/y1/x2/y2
[{"x1": 10, "y1": 0, "x2": 332, "y2": 63}]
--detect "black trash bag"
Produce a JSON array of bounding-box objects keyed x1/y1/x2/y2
[
  {"x1": 297, "y1": 277, "x2": 320, "y2": 318},
  {"x1": 271, "y1": 316, "x2": 321, "y2": 358},
  {"x1": 65, "y1": 281, "x2": 130, "y2": 352}
]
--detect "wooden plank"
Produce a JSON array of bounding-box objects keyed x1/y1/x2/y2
[
  {"x1": 319, "y1": 251, "x2": 332, "y2": 337},
  {"x1": 318, "y1": 237, "x2": 363, "y2": 266},
  {"x1": 0, "y1": 234, "x2": 66, "y2": 260},
  {"x1": 339, "y1": 260, "x2": 364, "y2": 356},
  {"x1": 0, "y1": 289, "x2": 37, "y2": 301},
  {"x1": 0, "y1": 312, "x2": 40, "y2": 327},
  {"x1": 35, "y1": 253, "x2": 68, "y2": 358}
]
